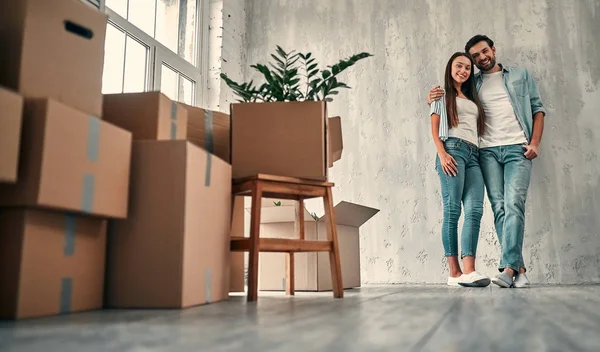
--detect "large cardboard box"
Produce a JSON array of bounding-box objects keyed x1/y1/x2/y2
[
  {"x1": 102, "y1": 92, "x2": 188, "y2": 141},
  {"x1": 0, "y1": 0, "x2": 108, "y2": 116},
  {"x1": 230, "y1": 101, "x2": 343, "y2": 180},
  {"x1": 0, "y1": 87, "x2": 23, "y2": 183},
  {"x1": 105, "y1": 141, "x2": 232, "y2": 308},
  {"x1": 255, "y1": 200, "x2": 379, "y2": 291},
  {"x1": 0, "y1": 98, "x2": 132, "y2": 219},
  {"x1": 0, "y1": 209, "x2": 107, "y2": 320},
  {"x1": 180, "y1": 103, "x2": 231, "y2": 163}
]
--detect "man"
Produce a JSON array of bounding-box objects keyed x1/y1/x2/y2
[{"x1": 427, "y1": 34, "x2": 546, "y2": 288}]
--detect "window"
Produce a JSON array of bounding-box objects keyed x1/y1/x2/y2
[{"x1": 85, "y1": 0, "x2": 208, "y2": 106}]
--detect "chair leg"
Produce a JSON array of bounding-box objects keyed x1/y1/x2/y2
[
  {"x1": 323, "y1": 187, "x2": 343, "y2": 298},
  {"x1": 285, "y1": 253, "x2": 295, "y2": 295},
  {"x1": 247, "y1": 181, "x2": 263, "y2": 302}
]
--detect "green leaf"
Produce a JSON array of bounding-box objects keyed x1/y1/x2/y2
[
  {"x1": 276, "y1": 45, "x2": 287, "y2": 58},
  {"x1": 332, "y1": 64, "x2": 340, "y2": 75},
  {"x1": 322, "y1": 70, "x2": 331, "y2": 79}
]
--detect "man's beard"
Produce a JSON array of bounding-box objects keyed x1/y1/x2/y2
[{"x1": 477, "y1": 57, "x2": 496, "y2": 72}]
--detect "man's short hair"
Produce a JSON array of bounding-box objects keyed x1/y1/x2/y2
[{"x1": 465, "y1": 35, "x2": 494, "y2": 54}]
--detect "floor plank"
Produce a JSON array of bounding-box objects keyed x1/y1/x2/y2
[{"x1": 0, "y1": 285, "x2": 599, "y2": 352}]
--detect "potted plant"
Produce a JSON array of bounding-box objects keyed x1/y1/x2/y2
[{"x1": 221, "y1": 46, "x2": 372, "y2": 180}]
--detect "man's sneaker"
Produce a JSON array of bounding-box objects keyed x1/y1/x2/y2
[
  {"x1": 492, "y1": 271, "x2": 514, "y2": 288},
  {"x1": 447, "y1": 275, "x2": 464, "y2": 287},
  {"x1": 458, "y1": 271, "x2": 491, "y2": 287},
  {"x1": 513, "y1": 273, "x2": 531, "y2": 288}
]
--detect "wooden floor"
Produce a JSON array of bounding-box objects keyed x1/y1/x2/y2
[{"x1": 1, "y1": 284, "x2": 599, "y2": 351}]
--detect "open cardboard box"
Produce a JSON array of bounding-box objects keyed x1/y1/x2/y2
[
  {"x1": 247, "y1": 198, "x2": 379, "y2": 292},
  {"x1": 230, "y1": 101, "x2": 343, "y2": 180}
]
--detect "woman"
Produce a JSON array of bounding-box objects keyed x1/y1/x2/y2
[{"x1": 430, "y1": 52, "x2": 490, "y2": 287}]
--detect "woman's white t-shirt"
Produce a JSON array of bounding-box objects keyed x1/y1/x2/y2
[{"x1": 448, "y1": 97, "x2": 479, "y2": 146}]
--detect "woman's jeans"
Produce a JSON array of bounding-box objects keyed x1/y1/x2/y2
[{"x1": 436, "y1": 137, "x2": 485, "y2": 258}]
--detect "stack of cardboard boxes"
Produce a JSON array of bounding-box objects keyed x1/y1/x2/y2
[
  {"x1": 0, "y1": 0, "x2": 130, "y2": 320},
  {"x1": 0, "y1": 0, "x2": 234, "y2": 319},
  {"x1": 100, "y1": 92, "x2": 233, "y2": 309}
]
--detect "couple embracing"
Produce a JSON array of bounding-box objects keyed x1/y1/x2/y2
[{"x1": 428, "y1": 35, "x2": 546, "y2": 288}]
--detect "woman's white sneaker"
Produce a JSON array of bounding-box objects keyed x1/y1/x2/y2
[
  {"x1": 458, "y1": 271, "x2": 491, "y2": 287},
  {"x1": 447, "y1": 275, "x2": 464, "y2": 287}
]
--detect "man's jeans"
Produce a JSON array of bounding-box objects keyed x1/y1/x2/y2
[
  {"x1": 479, "y1": 144, "x2": 532, "y2": 272},
  {"x1": 435, "y1": 138, "x2": 485, "y2": 258}
]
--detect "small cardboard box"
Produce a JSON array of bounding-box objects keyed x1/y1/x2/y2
[
  {"x1": 102, "y1": 91, "x2": 188, "y2": 141},
  {"x1": 105, "y1": 141, "x2": 232, "y2": 308},
  {"x1": 179, "y1": 103, "x2": 231, "y2": 163},
  {"x1": 0, "y1": 209, "x2": 107, "y2": 320},
  {"x1": 0, "y1": 86, "x2": 23, "y2": 183},
  {"x1": 254, "y1": 200, "x2": 379, "y2": 291},
  {"x1": 0, "y1": 0, "x2": 108, "y2": 116},
  {"x1": 0, "y1": 98, "x2": 132, "y2": 219},
  {"x1": 230, "y1": 101, "x2": 343, "y2": 180}
]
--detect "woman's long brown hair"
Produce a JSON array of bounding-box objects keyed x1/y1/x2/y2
[{"x1": 444, "y1": 52, "x2": 486, "y2": 136}]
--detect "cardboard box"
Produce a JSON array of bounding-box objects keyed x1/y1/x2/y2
[
  {"x1": 254, "y1": 200, "x2": 379, "y2": 291},
  {"x1": 0, "y1": 209, "x2": 107, "y2": 320},
  {"x1": 230, "y1": 101, "x2": 343, "y2": 180},
  {"x1": 328, "y1": 116, "x2": 343, "y2": 167},
  {"x1": 0, "y1": 0, "x2": 108, "y2": 116},
  {"x1": 105, "y1": 141, "x2": 232, "y2": 308},
  {"x1": 102, "y1": 91, "x2": 188, "y2": 141},
  {"x1": 0, "y1": 98, "x2": 132, "y2": 219},
  {"x1": 0, "y1": 87, "x2": 23, "y2": 183},
  {"x1": 180, "y1": 103, "x2": 231, "y2": 163}
]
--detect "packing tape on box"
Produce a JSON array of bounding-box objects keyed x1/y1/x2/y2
[
  {"x1": 82, "y1": 116, "x2": 100, "y2": 213},
  {"x1": 204, "y1": 110, "x2": 214, "y2": 187},
  {"x1": 59, "y1": 277, "x2": 73, "y2": 315},
  {"x1": 64, "y1": 215, "x2": 77, "y2": 256},
  {"x1": 205, "y1": 268, "x2": 212, "y2": 304},
  {"x1": 60, "y1": 215, "x2": 77, "y2": 314},
  {"x1": 81, "y1": 174, "x2": 95, "y2": 213},
  {"x1": 87, "y1": 116, "x2": 100, "y2": 162},
  {"x1": 170, "y1": 102, "x2": 178, "y2": 140},
  {"x1": 203, "y1": 110, "x2": 214, "y2": 153}
]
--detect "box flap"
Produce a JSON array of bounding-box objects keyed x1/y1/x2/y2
[
  {"x1": 318, "y1": 201, "x2": 379, "y2": 227},
  {"x1": 327, "y1": 116, "x2": 343, "y2": 167},
  {"x1": 244, "y1": 204, "x2": 314, "y2": 224}
]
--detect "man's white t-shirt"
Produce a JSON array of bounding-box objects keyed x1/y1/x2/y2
[{"x1": 478, "y1": 71, "x2": 527, "y2": 148}]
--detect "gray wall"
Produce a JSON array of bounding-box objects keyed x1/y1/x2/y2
[{"x1": 227, "y1": 0, "x2": 600, "y2": 284}]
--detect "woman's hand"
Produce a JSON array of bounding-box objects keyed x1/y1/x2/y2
[{"x1": 439, "y1": 152, "x2": 458, "y2": 176}]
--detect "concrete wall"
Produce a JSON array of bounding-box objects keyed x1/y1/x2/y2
[
  {"x1": 221, "y1": 0, "x2": 600, "y2": 284},
  {"x1": 207, "y1": 0, "x2": 247, "y2": 111}
]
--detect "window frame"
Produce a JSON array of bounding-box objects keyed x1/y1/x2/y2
[{"x1": 86, "y1": 0, "x2": 209, "y2": 106}]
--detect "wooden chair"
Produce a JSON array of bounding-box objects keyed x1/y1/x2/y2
[{"x1": 230, "y1": 174, "x2": 344, "y2": 302}]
